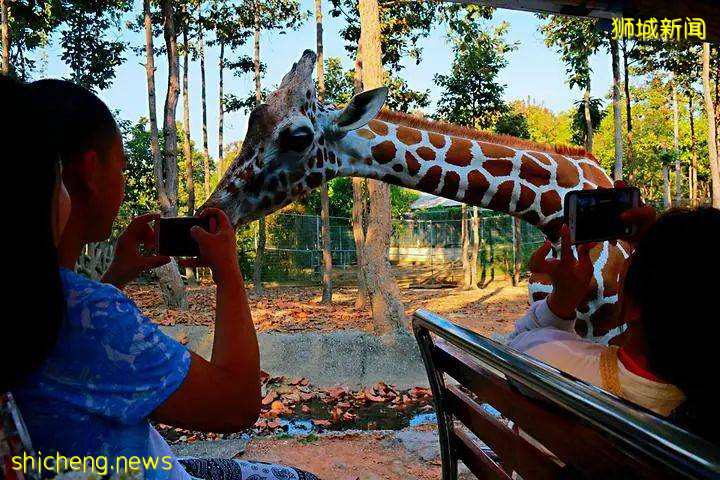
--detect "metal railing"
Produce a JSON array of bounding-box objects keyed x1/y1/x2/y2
[{"x1": 412, "y1": 308, "x2": 720, "y2": 479}]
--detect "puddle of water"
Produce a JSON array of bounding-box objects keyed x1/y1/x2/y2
[{"x1": 278, "y1": 399, "x2": 437, "y2": 433}]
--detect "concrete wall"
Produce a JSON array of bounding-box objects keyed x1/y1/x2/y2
[{"x1": 161, "y1": 325, "x2": 429, "y2": 389}]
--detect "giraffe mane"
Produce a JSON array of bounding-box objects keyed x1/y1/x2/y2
[{"x1": 376, "y1": 109, "x2": 598, "y2": 162}]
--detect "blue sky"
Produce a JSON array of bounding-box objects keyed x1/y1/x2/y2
[{"x1": 36, "y1": 0, "x2": 613, "y2": 159}]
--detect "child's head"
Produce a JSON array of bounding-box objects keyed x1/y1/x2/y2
[
  {"x1": 28, "y1": 79, "x2": 125, "y2": 242},
  {"x1": 623, "y1": 207, "x2": 720, "y2": 437}
]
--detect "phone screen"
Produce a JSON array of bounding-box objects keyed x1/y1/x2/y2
[
  {"x1": 157, "y1": 216, "x2": 213, "y2": 257},
  {"x1": 565, "y1": 188, "x2": 640, "y2": 244}
]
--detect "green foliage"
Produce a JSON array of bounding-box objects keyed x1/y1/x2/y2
[
  {"x1": 322, "y1": 57, "x2": 355, "y2": 105},
  {"x1": 117, "y1": 118, "x2": 158, "y2": 232},
  {"x1": 508, "y1": 100, "x2": 573, "y2": 145},
  {"x1": 434, "y1": 22, "x2": 516, "y2": 128},
  {"x1": 321, "y1": 56, "x2": 430, "y2": 113},
  {"x1": 328, "y1": 0, "x2": 439, "y2": 75},
  {"x1": 570, "y1": 97, "x2": 606, "y2": 146},
  {"x1": 538, "y1": 15, "x2": 605, "y2": 91},
  {"x1": 494, "y1": 111, "x2": 530, "y2": 139},
  {"x1": 593, "y1": 74, "x2": 712, "y2": 202},
  {"x1": 4, "y1": 0, "x2": 130, "y2": 86},
  {"x1": 60, "y1": 1, "x2": 131, "y2": 91},
  {"x1": 117, "y1": 117, "x2": 207, "y2": 232}
]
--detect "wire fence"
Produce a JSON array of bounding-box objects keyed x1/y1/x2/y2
[{"x1": 241, "y1": 210, "x2": 546, "y2": 284}]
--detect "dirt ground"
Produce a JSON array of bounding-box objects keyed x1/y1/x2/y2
[
  {"x1": 240, "y1": 434, "x2": 444, "y2": 480},
  {"x1": 126, "y1": 277, "x2": 529, "y2": 338}
]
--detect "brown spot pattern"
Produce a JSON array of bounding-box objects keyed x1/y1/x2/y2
[
  {"x1": 580, "y1": 162, "x2": 612, "y2": 187},
  {"x1": 522, "y1": 211, "x2": 540, "y2": 225},
  {"x1": 464, "y1": 170, "x2": 489, "y2": 205},
  {"x1": 516, "y1": 184, "x2": 535, "y2": 212},
  {"x1": 487, "y1": 181, "x2": 513, "y2": 212},
  {"x1": 416, "y1": 146, "x2": 436, "y2": 161},
  {"x1": 520, "y1": 155, "x2": 551, "y2": 187},
  {"x1": 527, "y1": 152, "x2": 552, "y2": 165},
  {"x1": 405, "y1": 152, "x2": 421, "y2": 176},
  {"x1": 368, "y1": 120, "x2": 388, "y2": 136},
  {"x1": 439, "y1": 171, "x2": 460, "y2": 199},
  {"x1": 396, "y1": 126, "x2": 422, "y2": 145},
  {"x1": 446, "y1": 138, "x2": 473, "y2": 167},
  {"x1": 480, "y1": 142, "x2": 515, "y2": 158},
  {"x1": 540, "y1": 190, "x2": 562, "y2": 216},
  {"x1": 392, "y1": 164, "x2": 403, "y2": 173},
  {"x1": 356, "y1": 129, "x2": 376, "y2": 140},
  {"x1": 306, "y1": 172, "x2": 323, "y2": 189},
  {"x1": 483, "y1": 159, "x2": 513, "y2": 177},
  {"x1": 371, "y1": 141, "x2": 397, "y2": 164},
  {"x1": 382, "y1": 174, "x2": 403, "y2": 186},
  {"x1": 416, "y1": 165, "x2": 443, "y2": 193},
  {"x1": 428, "y1": 133, "x2": 445, "y2": 149},
  {"x1": 553, "y1": 155, "x2": 580, "y2": 188}
]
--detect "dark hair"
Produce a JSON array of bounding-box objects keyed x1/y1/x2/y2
[
  {"x1": 624, "y1": 207, "x2": 720, "y2": 443},
  {"x1": 0, "y1": 75, "x2": 65, "y2": 391},
  {"x1": 25, "y1": 79, "x2": 119, "y2": 165}
]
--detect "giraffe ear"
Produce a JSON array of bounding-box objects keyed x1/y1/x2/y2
[{"x1": 334, "y1": 87, "x2": 388, "y2": 132}]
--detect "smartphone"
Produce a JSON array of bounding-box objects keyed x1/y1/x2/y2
[
  {"x1": 157, "y1": 216, "x2": 215, "y2": 257},
  {"x1": 564, "y1": 187, "x2": 640, "y2": 244}
]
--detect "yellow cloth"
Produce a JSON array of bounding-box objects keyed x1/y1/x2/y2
[{"x1": 599, "y1": 346, "x2": 622, "y2": 396}]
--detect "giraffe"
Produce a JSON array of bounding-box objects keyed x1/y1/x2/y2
[{"x1": 201, "y1": 50, "x2": 630, "y2": 342}]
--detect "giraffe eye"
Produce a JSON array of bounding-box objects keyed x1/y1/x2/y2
[{"x1": 279, "y1": 126, "x2": 314, "y2": 152}]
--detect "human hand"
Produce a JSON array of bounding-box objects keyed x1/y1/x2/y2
[
  {"x1": 613, "y1": 180, "x2": 657, "y2": 249},
  {"x1": 530, "y1": 225, "x2": 595, "y2": 319},
  {"x1": 178, "y1": 208, "x2": 241, "y2": 284},
  {"x1": 102, "y1": 213, "x2": 170, "y2": 289}
]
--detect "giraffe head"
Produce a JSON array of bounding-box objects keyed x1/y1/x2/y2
[{"x1": 201, "y1": 49, "x2": 388, "y2": 226}]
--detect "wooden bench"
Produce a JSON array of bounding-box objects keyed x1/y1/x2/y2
[{"x1": 412, "y1": 309, "x2": 720, "y2": 479}]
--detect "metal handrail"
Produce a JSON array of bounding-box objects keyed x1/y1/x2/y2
[{"x1": 412, "y1": 308, "x2": 720, "y2": 479}]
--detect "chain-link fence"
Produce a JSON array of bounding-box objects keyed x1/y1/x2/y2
[{"x1": 242, "y1": 211, "x2": 546, "y2": 284}]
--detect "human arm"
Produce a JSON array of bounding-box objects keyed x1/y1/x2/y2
[
  {"x1": 101, "y1": 213, "x2": 170, "y2": 289},
  {"x1": 150, "y1": 209, "x2": 260, "y2": 432}
]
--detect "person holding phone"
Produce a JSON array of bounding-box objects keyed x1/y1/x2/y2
[
  {"x1": 10, "y1": 79, "x2": 318, "y2": 480},
  {"x1": 508, "y1": 199, "x2": 720, "y2": 444}
]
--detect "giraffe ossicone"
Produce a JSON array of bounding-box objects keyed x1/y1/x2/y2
[{"x1": 201, "y1": 49, "x2": 629, "y2": 343}]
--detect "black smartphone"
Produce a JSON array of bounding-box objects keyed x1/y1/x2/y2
[
  {"x1": 157, "y1": 216, "x2": 215, "y2": 257},
  {"x1": 564, "y1": 187, "x2": 640, "y2": 244}
]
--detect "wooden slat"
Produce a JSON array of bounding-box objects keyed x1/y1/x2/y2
[
  {"x1": 432, "y1": 342, "x2": 681, "y2": 479},
  {"x1": 453, "y1": 427, "x2": 511, "y2": 480},
  {"x1": 445, "y1": 383, "x2": 566, "y2": 480}
]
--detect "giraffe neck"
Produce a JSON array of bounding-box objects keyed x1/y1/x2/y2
[{"x1": 328, "y1": 111, "x2": 612, "y2": 233}]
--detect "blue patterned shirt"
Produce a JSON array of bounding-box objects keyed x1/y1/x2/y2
[{"x1": 13, "y1": 268, "x2": 191, "y2": 480}]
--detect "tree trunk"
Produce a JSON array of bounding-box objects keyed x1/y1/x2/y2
[
  {"x1": 182, "y1": 24, "x2": 195, "y2": 283},
  {"x1": 583, "y1": 86, "x2": 593, "y2": 153},
  {"x1": 470, "y1": 207, "x2": 480, "y2": 288},
  {"x1": 352, "y1": 178, "x2": 368, "y2": 308},
  {"x1": 1, "y1": 0, "x2": 9, "y2": 74},
  {"x1": 218, "y1": 40, "x2": 225, "y2": 175},
  {"x1": 512, "y1": 216, "x2": 522, "y2": 286},
  {"x1": 158, "y1": 0, "x2": 187, "y2": 308},
  {"x1": 610, "y1": 36, "x2": 623, "y2": 180},
  {"x1": 316, "y1": 0, "x2": 332, "y2": 304},
  {"x1": 198, "y1": 9, "x2": 211, "y2": 200},
  {"x1": 672, "y1": 81, "x2": 682, "y2": 205},
  {"x1": 622, "y1": 38, "x2": 634, "y2": 181},
  {"x1": 351, "y1": 44, "x2": 368, "y2": 308},
  {"x1": 689, "y1": 93, "x2": 698, "y2": 206},
  {"x1": 702, "y1": 43, "x2": 720, "y2": 209},
  {"x1": 358, "y1": 0, "x2": 407, "y2": 334},
  {"x1": 662, "y1": 165, "x2": 671, "y2": 209},
  {"x1": 252, "y1": 4, "x2": 266, "y2": 295},
  {"x1": 461, "y1": 205, "x2": 470, "y2": 289},
  {"x1": 182, "y1": 27, "x2": 194, "y2": 216}
]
